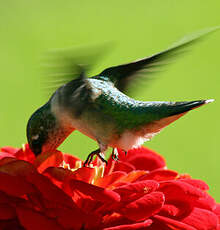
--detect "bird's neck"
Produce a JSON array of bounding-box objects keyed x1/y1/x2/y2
[
  {"x1": 43, "y1": 124, "x2": 74, "y2": 153},
  {"x1": 41, "y1": 102, "x2": 75, "y2": 153}
]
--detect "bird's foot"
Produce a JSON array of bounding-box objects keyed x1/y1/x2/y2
[
  {"x1": 111, "y1": 148, "x2": 119, "y2": 161},
  {"x1": 83, "y1": 149, "x2": 107, "y2": 167}
]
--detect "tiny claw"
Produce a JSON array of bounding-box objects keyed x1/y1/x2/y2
[
  {"x1": 112, "y1": 154, "x2": 119, "y2": 161},
  {"x1": 83, "y1": 148, "x2": 100, "y2": 167},
  {"x1": 83, "y1": 149, "x2": 107, "y2": 167},
  {"x1": 103, "y1": 158, "x2": 108, "y2": 165},
  {"x1": 98, "y1": 152, "x2": 108, "y2": 165},
  {"x1": 111, "y1": 148, "x2": 119, "y2": 162}
]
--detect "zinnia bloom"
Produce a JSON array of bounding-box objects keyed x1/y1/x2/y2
[{"x1": 0, "y1": 144, "x2": 219, "y2": 230}]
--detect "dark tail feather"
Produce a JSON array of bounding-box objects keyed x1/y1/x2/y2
[
  {"x1": 142, "y1": 99, "x2": 214, "y2": 135},
  {"x1": 166, "y1": 99, "x2": 214, "y2": 116}
]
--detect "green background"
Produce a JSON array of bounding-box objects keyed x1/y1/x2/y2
[{"x1": 0, "y1": 0, "x2": 219, "y2": 200}]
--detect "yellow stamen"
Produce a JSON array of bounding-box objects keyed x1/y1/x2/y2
[{"x1": 22, "y1": 144, "x2": 26, "y2": 152}]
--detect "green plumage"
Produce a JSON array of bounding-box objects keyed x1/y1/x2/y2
[{"x1": 82, "y1": 78, "x2": 205, "y2": 132}]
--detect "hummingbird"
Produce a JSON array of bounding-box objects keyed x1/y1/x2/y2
[{"x1": 26, "y1": 27, "x2": 217, "y2": 166}]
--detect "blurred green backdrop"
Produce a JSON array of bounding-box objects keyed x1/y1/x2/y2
[{"x1": 0, "y1": 0, "x2": 219, "y2": 200}]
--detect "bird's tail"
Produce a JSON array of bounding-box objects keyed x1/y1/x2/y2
[
  {"x1": 160, "y1": 99, "x2": 214, "y2": 117},
  {"x1": 141, "y1": 99, "x2": 214, "y2": 135}
]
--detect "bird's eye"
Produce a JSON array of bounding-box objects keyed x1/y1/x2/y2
[{"x1": 31, "y1": 134, "x2": 39, "y2": 141}]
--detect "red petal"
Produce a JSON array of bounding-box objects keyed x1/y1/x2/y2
[
  {"x1": 0, "y1": 172, "x2": 35, "y2": 197},
  {"x1": 102, "y1": 213, "x2": 131, "y2": 228},
  {"x1": 95, "y1": 171, "x2": 127, "y2": 188},
  {"x1": 125, "y1": 147, "x2": 166, "y2": 171},
  {"x1": 0, "y1": 190, "x2": 27, "y2": 210},
  {"x1": 159, "y1": 201, "x2": 192, "y2": 218},
  {"x1": 153, "y1": 215, "x2": 196, "y2": 230},
  {"x1": 214, "y1": 204, "x2": 220, "y2": 216},
  {"x1": 114, "y1": 180, "x2": 159, "y2": 196},
  {"x1": 45, "y1": 166, "x2": 96, "y2": 184},
  {"x1": 103, "y1": 219, "x2": 153, "y2": 230},
  {"x1": 15, "y1": 144, "x2": 35, "y2": 162},
  {"x1": 120, "y1": 191, "x2": 165, "y2": 221},
  {"x1": 104, "y1": 156, "x2": 115, "y2": 176},
  {"x1": 69, "y1": 179, "x2": 120, "y2": 203},
  {"x1": 179, "y1": 179, "x2": 209, "y2": 191},
  {"x1": 43, "y1": 167, "x2": 72, "y2": 182},
  {"x1": 0, "y1": 157, "x2": 17, "y2": 167},
  {"x1": 46, "y1": 206, "x2": 88, "y2": 230},
  {"x1": 34, "y1": 150, "x2": 63, "y2": 173},
  {"x1": 160, "y1": 203, "x2": 180, "y2": 217},
  {"x1": 182, "y1": 207, "x2": 219, "y2": 230},
  {"x1": 0, "y1": 191, "x2": 10, "y2": 203},
  {"x1": 26, "y1": 172, "x2": 75, "y2": 209},
  {"x1": 0, "y1": 219, "x2": 23, "y2": 229},
  {"x1": 0, "y1": 152, "x2": 15, "y2": 160},
  {"x1": 159, "y1": 181, "x2": 206, "y2": 203},
  {"x1": 71, "y1": 166, "x2": 96, "y2": 183},
  {"x1": 44, "y1": 166, "x2": 97, "y2": 195},
  {"x1": 138, "y1": 169, "x2": 178, "y2": 182},
  {"x1": 194, "y1": 193, "x2": 217, "y2": 211},
  {"x1": 118, "y1": 170, "x2": 147, "y2": 184},
  {"x1": 113, "y1": 161, "x2": 136, "y2": 173},
  {"x1": 0, "y1": 204, "x2": 16, "y2": 219},
  {"x1": 16, "y1": 206, "x2": 64, "y2": 230},
  {"x1": 0, "y1": 159, "x2": 36, "y2": 177},
  {"x1": 0, "y1": 146, "x2": 20, "y2": 155}
]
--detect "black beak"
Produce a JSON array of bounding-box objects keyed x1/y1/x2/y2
[{"x1": 31, "y1": 144, "x2": 42, "y2": 156}]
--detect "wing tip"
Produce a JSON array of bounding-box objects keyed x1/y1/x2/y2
[{"x1": 204, "y1": 99, "x2": 215, "y2": 104}]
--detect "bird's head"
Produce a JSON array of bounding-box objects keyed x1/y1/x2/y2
[{"x1": 26, "y1": 103, "x2": 56, "y2": 156}]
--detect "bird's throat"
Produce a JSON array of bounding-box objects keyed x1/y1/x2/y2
[{"x1": 42, "y1": 125, "x2": 75, "y2": 153}]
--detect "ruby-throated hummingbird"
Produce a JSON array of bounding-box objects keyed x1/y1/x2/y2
[{"x1": 26, "y1": 27, "x2": 218, "y2": 165}]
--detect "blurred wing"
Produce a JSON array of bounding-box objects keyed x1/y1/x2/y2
[
  {"x1": 43, "y1": 43, "x2": 113, "y2": 94},
  {"x1": 97, "y1": 27, "x2": 219, "y2": 94}
]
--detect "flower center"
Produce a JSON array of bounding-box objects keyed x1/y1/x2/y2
[{"x1": 60, "y1": 160, "x2": 106, "y2": 184}]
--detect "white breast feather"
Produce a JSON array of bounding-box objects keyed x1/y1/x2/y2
[{"x1": 117, "y1": 130, "x2": 161, "y2": 151}]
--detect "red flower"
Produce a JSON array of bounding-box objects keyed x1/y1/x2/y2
[{"x1": 0, "y1": 144, "x2": 219, "y2": 230}]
